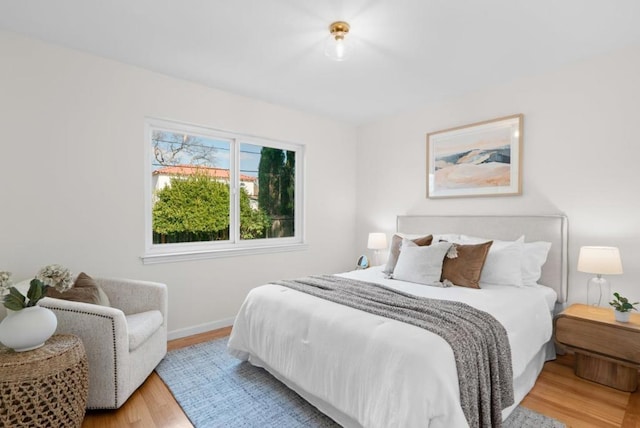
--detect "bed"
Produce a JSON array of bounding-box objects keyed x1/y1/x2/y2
[{"x1": 228, "y1": 215, "x2": 568, "y2": 428}]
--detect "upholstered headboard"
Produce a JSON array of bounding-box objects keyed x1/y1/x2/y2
[{"x1": 396, "y1": 215, "x2": 568, "y2": 303}]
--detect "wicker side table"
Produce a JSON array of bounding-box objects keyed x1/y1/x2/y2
[{"x1": 0, "y1": 334, "x2": 89, "y2": 427}]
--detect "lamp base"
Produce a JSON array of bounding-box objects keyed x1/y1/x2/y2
[
  {"x1": 587, "y1": 276, "x2": 611, "y2": 307},
  {"x1": 372, "y1": 249, "x2": 385, "y2": 267}
]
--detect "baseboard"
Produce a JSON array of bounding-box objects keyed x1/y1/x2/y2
[{"x1": 167, "y1": 317, "x2": 235, "y2": 340}]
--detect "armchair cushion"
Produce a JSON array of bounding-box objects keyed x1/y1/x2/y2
[
  {"x1": 126, "y1": 310, "x2": 163, "y2": 351},
  {"x1": 98, "y1": 278, "x2": 166, "y2": 316}
]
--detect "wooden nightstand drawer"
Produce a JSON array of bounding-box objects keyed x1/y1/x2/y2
[
  {"x1": 554, "y1": 304, "x2": 640, "y2": 391},
  {"x1": 556, "y1": 316, "x2": 640, "y2": 364}
]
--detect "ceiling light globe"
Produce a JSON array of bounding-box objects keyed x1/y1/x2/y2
[{"x1": 325, "y1": 21, "x2": 354, "y2": 61}]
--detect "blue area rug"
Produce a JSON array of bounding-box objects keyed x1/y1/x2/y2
[{"x1": 155, "y1": 337, "x2": 565, "y2": 428}]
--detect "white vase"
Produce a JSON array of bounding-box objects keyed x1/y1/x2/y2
[
  {"x1": 0, "y1": 306, "x2": 57, "y2": 351},
  {"x1": 614, "y1": 310, "x2": 630, "y2": 323}
]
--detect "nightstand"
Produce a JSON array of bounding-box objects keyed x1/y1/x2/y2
[
  {"x1": 555, "y1": 304, "x2": 640, "y2": 391},
  {"x1": 0, "y1": 334, "x2": 88, "y2": 427}
]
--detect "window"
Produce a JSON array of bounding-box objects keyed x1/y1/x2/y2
[{"x1": 143, "y1": 118, "x2": 305, "y2": 263}]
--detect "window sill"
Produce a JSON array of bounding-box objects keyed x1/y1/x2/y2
[{"x1": 141, "y1": 242, "x2": 308, "y2": 264}]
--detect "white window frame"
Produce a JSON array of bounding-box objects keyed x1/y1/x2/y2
[{"x1": 142, "y1": 118, "x2": 306, "y2": 264}]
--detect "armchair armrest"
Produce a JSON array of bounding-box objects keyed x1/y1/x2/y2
[
  {"x1": 96, "y1": 278, "x2": 167, "y2": 319},
  {"x1": 38, "y1": 297, "x2": 131, "y2": 409},
  {"x1": 39, "y1": 297, "x2": 129, "y2": 345}
]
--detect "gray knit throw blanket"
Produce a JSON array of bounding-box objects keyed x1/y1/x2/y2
[{"x1": 273, "y1": 275, "x2": 514, "y2": 428}]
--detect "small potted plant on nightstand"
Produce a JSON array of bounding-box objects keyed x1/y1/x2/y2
[{"x1": 609, "y1": 292, "x2": 639, "y2": 323}]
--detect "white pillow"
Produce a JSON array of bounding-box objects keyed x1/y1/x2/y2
[
  {"x1": 460, "y1": 234, "x2": 523, "y2": 246},
  {"x1": 402, "y1": 239, "x2": 419, "y2": 248},
  {"x1": 398, "y1": 233, "x2": 463, "y2": 243},
  {"x1": 392, "y1": 241, "x2": 452, "y2": 286},
  {"x1": 521, "y1": 241, "x2": 552, "y2": 286},
  {"x1": 461, "y1": 235, "x2": 525, "y2": 286},
  {"x1": 433, "y1": 233, "x2": 464, "y2": 243}
]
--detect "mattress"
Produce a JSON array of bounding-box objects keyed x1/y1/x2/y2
[{"x1": 228, "y1": 267, "x2": 556, "y2": 428}]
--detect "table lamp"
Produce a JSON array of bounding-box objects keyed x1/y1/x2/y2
[
  {"x1": 367, "y1": 233, "x2": 388, "y2": 266},
  {"x1": 577, "y1": 246, "x2": 623, "y2": 307}
]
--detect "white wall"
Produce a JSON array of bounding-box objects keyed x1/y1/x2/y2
[
  {"x1": 0, "y1": 31, "x2": 358, "y2": 336},
  {"x1": 3, "y1": 29, "x2": 639, "y2": 334},
  {"x1": 356, "y1": 45, "x2": 640, "y2": 305}
]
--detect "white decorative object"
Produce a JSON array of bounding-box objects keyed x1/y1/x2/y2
[
  {"x1": 0, "y1": 306, "x2": 58, "y2": 351},
  {"x1": 614, "y1": 310, "x2": 631, "y2": 323},
  {"x1": 577, "y1": 246, "x2": 623, "y2": 307}
]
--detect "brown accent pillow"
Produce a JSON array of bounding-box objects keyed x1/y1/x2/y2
[
  {"x1": 383, "y1": 234, "x2": 433, "y2": 274},
  {"x1": 440, "y1": 241, "x2": 493, "y2": 289},
  {"x1": 46, "y1": 272, "x2": 111, "y2": 306}
]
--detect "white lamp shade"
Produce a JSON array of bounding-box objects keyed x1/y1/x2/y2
[
  {"x1": 367, "y1": 233, "x2": 387, "y2": 250},
  {"x1": 577, "y1": 246, "x2": 623, "y2": 275}
]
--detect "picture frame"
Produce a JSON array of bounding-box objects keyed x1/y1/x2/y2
[{"x1": 426, "y1": 114, "x2": 523, "y2": 198}]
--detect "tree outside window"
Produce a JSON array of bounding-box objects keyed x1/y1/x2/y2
[{"x1": 149, "y1": 126, "x2": 299, "y2": 248}]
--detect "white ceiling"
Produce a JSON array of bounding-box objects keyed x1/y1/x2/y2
[{"x1": 2, "y1": 1, "x2": 640, "y2": 124}]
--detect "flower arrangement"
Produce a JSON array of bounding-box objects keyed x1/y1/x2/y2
[
  {"x1": 0, "y1": 265, "x2": 73, "y2": 311},
  {"x1": 0, "y1": 271, "x2": 12, "y2": 295},
  {"x1": 609, "y1": 292, "x2": 639, "y2": 313}
]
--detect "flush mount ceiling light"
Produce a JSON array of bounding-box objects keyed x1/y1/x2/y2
[{"x1": 325, "y1": 21, "x2": 353, "y2": 61}]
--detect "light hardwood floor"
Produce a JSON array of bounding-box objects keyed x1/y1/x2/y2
[{"x1": 82, "y1": 327, "x2": 640, "y2": 428}]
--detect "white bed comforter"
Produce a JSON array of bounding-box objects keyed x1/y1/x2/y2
[{"x1": 228, "y1": 267, "x2": 555, "y2": 428}]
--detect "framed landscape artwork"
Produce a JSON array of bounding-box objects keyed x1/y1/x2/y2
[{"x1": 427, "y1": 114, "x2": 523, "y2": 198}]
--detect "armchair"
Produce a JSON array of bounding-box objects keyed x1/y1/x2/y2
[{"x1": 38, "y1": 277, "x2": 168, "y2": 409}]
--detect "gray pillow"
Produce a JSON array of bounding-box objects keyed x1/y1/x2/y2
[
  {"x1": 392, "y1": 241, "x2": 452, "y2": 286},
  {"x1": 383, "y1": 234, "x2": 433, "y2": 275}
]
